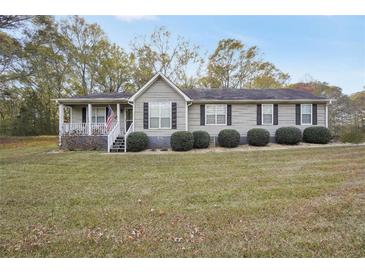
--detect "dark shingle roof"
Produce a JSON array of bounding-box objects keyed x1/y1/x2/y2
[
  {"x1": 182, "y1": 88, "x2": 327, "y2": 101},
  {"x1": 64, "y1": 88, "x2": 327, "y2": 101}
]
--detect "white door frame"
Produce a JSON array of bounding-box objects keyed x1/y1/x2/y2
[{"x1": 124, "y1": 106, "x2": 133, "y2": 133}]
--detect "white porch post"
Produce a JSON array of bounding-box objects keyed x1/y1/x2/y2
[
  {"x1": 117, "y1": 103, "x2": 120, "y2": 133},
  {"x1": 58, "y1": 103, "x2": 64, "y2": 147},
  {"x1": 88, "y1": 103, "x2": 92, "y2": 135},
  {"x1": 325, "y1": 103, "x2": 329, "y2": 128}
]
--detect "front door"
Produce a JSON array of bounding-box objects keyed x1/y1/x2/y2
[{"x1": 125, "y1": 107, "x2": 133, "y2": 132}]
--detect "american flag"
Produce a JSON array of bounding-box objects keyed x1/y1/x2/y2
[{"x1": 106, "y1": 105, "x2": 115, "y2": 131}]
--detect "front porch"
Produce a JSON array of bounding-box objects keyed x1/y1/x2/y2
[{"x1": 58, "y1": 103, "x2": 134, "y2": 152}]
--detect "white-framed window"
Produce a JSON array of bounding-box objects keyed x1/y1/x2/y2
[
  {"x1": 149, "y1": 102, "x2": 171, "y2": 129},
  {"x1": 206, "y1": 104, "x2": 227, "y2": 125},
  {"x1": 262, "y1": 104, "x2": 273, "y2": 125},
  {"x1": 301, "y1": 104, "x2": 312, "y2": 125},
  {"x1": 92, "y1": 107, "x2": 106, "y2": 123}
]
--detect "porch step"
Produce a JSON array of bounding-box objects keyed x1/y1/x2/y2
[
  {"x1": 110, "y1": 136, "x2": 125, "y2": 153},
  {"x1": 110, "y1": 148, "x2": 125, "y2": 153}
]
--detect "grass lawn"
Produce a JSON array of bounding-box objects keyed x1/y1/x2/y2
[{"x1": 0, "y1": 136, "x2": 364, "y2": 257}]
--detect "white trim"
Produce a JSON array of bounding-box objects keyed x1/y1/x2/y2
[
  {"x1": 55, "y1": 97, "x2": 331, "y2": 104},
  {"x1": 123, "y1": 105, "x2": 127, "y2": 133},
  {"x1": 191, "y1": 99, "x2": 331, "y2": 103},
  {"x1": 117, "y1": 103, "x2": 120, "y2": 132},
  {"x1": 69, "y1": 106, "x2": 73, "y2": 123},
  {"x1": 186, "y1": 102, "x2": 192, "y2": 131},
  {"x1": 205, "y1": 104, "x2": 227, "y2": 126},
  {"x1": 261, "y1": 104, "x2": 274, "y2": 125},
  {"x1": 301, "y1": 103, "x2": 313, "y2": 125},
  {"x1": 148, "y1": 102, "x2": 172, "y2": 129},
  {"x1": 124, "y1": 106, "x2": 133, "y2": 133},
  {"x1": 128, "y1": 101, "x2": 135, "y2": 132},
  {"x1": 325, "y1": 103, "x2": 328, "y2": 128},
  {"x1": 91, "y1": 106, "x2": 107, "y2": 123},
  {"x1": 128, "y1": 72, "x2": 191, "y2": 102},
  {"x1": 58, "y1": 104, "x2": 64, "y2": 146},
  {"x1": 56, "y1": 98, "x2": 129, "y2": 104},
  {"x1": 88, "y1": 104, "x2": 92, "y2": 135}
]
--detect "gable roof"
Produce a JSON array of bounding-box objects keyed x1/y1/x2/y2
[
  {"x1": 182, "y1": 88, "x2": 329, "y2": 102},
  {"x1": 128, "y1": 72, "x2": 191, "y2": 102},
  {"x1": 56, "y1": 74, "x2": 330, "y2": 104}
]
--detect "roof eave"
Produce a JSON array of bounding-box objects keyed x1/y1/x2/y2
[
  {"x1": 55, "y1": 98, "x2": 130, "y2": 104},
  {"x1": 190, "y1": 98, "x2": 331, "y2": 103}
]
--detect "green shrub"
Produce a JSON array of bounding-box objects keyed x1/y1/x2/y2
[
  {"x1": 171, "y1": 131, "x2": 194, "y2": 151},
  {"x1": 303, "y1": 126, "x2": 332, "y2": 144},
  {"x1": 218, "y1": 129, "x2": 240, "y2": 148},
  {"x1": 127, "y1": 132, "x2": 148, "y2": 152},
  {"x1": 193, "y1": 131, "x2": 210, "y2": 149},
  {"x1": 339, "y1": 126, "x2": 364, "y2": 144},
  {"x1": 247, "y1": 128, "x2": 270, "y2": 146},
  {"x1": 275, "y1": 127, "x2": 302, "y2": 145}
]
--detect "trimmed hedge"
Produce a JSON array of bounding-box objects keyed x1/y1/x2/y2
[
  {"x1": 171, "y1": 131, "x2": 194, "y2": 151},
  {"x1": 247, "y1": 128, "x2": 270, "y2": 146},
  {"x1": 193, "y1": 130, "x2": 210, "y2": 149},
  {"x1": 218, "y1": 129, "x2": 240, "y2": 148},
  {"x1": 127, "y1": 132, "x2": 148, "y2": 152},
  {"x1": 303, "y1": 126, "x2": 332, "y2": 144},
  {"x1": 275, "y1": 127, "x2": 302, "y2": 145}
]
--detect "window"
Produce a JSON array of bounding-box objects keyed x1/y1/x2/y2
[
  {"x1": 301, "y1": 104, "x2": 312, "y2": 125},
  {"x1": 92, "y1": 107, "x2": 106, "y2": 123},
  {"x1": 149, "y1": 102, "x2": 171, "y2": 129},
  {"x1": 262, "y1": 104, "x2": 273, "y2": 125},
  {"x1": 206, "y1": 104, "x2": 227, "y2": 125}
]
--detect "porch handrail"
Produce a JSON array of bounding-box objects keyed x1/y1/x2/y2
[
  {"x1": 107, "y1": 123, "x2": 120, "y2": 152},
  {"x1": 62, "y1": 123, "x2": 89, "y2": 135},
  {"x1": 62, "y1": 122, "x2": 113, "y2": 136},
  {"x1": 124, "y1": 122, "x2": 134, "y2": 152}
]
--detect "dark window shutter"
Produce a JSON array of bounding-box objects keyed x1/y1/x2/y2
[
  {"x1": 257, "y1": 104, "x2": 262, "y2": 125},
  {"x1": 227, "y1": 105, "x2": 232, "y2": 125},
  {"x1": 200, "y1": 104, "x2": 205, "y2": 126},
  {"x1": 105, "y1": 107, "x2": 108, "y2": 121},
  {"x1": 143, "y1": 102, "x2": 149, "y2": 129},
  {"x1": 312, "y1": 104, "x2": 317, "y2": 125},
  {"x1": 296, "y1": 104, "x2": 301, "y2": 125},
  {"x1": 171, "y1": 102, "x2": 177, "y2": 129},
  {"x1": 82, "y1": 107, "x2": 86, "y2": 123},
  {"x1": 273, "y1": 104, "x2": 278, "y2": 125}
]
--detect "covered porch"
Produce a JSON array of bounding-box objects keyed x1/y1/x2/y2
[{"x1": 58, "y1": 101, "x2": 134, "y2": 152}]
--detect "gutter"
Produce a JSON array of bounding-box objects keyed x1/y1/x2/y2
[
  {"x1": 189, "y1": 99, "x2": 332, "y2": 103},
  {"x1": 53, "y1": 98, "x2": 130, "y2": 104}
]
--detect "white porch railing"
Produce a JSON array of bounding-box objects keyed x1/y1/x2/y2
[
  {"x1": 107, "y1": 123, "x2": 120, "y2": 152},
  {"x1": 62, "y1": 123, "x2": 111, "y2": 136},
  {"x1": 124, "y1": 122, "x2": 134, "y2": 152},
  {"x1": 90, "y1": 123, "x2": 109, "y2": 135},
  {"x1": 62, "y1": 123, "x2": 89, "y2": 135}
]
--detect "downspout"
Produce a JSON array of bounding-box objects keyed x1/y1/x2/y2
[
  {"x1": 128, "y1": 100, "x2": 134, "y2": 132},
  {"x1": 186, "y1": 101, "x2": 192, "y2": 131},
  {"x1": 325, "y1": 102, "x2": 329, "y2": 128}
]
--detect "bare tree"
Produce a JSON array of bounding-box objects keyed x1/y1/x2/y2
[{"x1": 0, "y1": 15, "x2": 32, "y2": 29}]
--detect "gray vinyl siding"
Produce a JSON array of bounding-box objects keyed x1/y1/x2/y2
[
  {"x1": 134, "y1": 79, "x2": 187, "y2": 135},
  {"x1": 188, "y1": 103, "x2": 326, "y2": 136},
  {"x1": 71, "y1": 106, "x2": 83, "y2": 123}
]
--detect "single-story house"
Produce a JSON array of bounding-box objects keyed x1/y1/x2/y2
[{"x1": 56, "y1": 72, "x2": 331, "y2": 152}]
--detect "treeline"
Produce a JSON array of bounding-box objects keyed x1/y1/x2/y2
[{"x1": 0, "y1": 15, "x2": 364, "y2": 136}]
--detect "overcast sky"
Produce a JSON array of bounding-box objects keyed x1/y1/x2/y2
[{"x1": 82, "y1": 15, "x2": 365, "y2": 95}]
